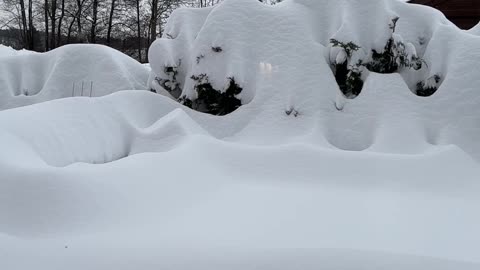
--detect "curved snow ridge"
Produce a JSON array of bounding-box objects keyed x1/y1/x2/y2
[
  {"x1": 0, "y1": 45, "x2": 35, "y2": 58},
  {"x1": 0, "y1": 44, "x2": 149, "y2": 110},
  {"x1": 1, "y1": 88, "x2": 480, "y2": 168},
  {"x1": 467, "y1": 22, "x2": 480, "y2": 36},
  {"x1": 1, "y1": 246, "x2": 480, "y2": 270},
  {"x1": 1, "y1": 116, "x2": 480, "y2": 237},
  {"x1": 129, "y1": 108, "x2": 211, "y2": 156},
  {"x1": 0, "y1": 92, "x2": 211, "y2": 168}
]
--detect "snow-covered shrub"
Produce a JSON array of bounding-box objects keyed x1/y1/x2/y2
[
  {"x1": 180, "y1": 75, "x2": 242, "y2": 116},
  {"x1": 416, "y1": 74, "x2": 441, "y2": 97},
  {"x1": 366, "y1": 18, "x2": 424, "y2": 74},
  {"x1": 154, "y1": 60, "x2": 182, "y2": 98},
  {"x1": 330, "y1": 39, "x2": 365, "y2": 98},
  {"x1": 344, "y1": 62, "x2": 365, "y2": 98},
  {"x1": 330, "y1": 17, "x2": 426, "y2": 99}
]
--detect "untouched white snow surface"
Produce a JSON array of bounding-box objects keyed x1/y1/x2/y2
[
  {"x1": 1, "y1": 0, "x2": 480, "y2": 269},
  {"x1": 0, "y1": 44, "x2": 149, "y2": 110}
]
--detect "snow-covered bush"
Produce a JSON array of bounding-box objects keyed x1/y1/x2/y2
[
  {"x1": 180, "y1": 75, "x2": 242, "y2": 116},
  {"x1": 416, "y1": 74, "x2": 441, "y2": 97},
  {"x1": 330, "y1": 39, "x2": 366, "y2": 98},
  {"x1": 366, "y1": 18, "x2": 424, "y2": 74},
  {"x1": 154, "y1": 60, "x2": 182, "y2": 98},
  {"x1": 330, "y1": 17, "x2": 426, "y2": 99}
]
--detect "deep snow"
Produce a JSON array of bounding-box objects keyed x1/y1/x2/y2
[
  {"x1": 0, "y1": 44, "x2": 149, "y2": 110},
  {"x1": 1, "y1": 0, "x2": 480, "y2": 269}
]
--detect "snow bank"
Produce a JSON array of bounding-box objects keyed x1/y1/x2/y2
[
  {"x1": 145, "y1": 0, "x2": 480, "y2": 160},
  {"x1": 2, "y1": 88, "x2": 480, "y2": 268},
  {"x1": 0, "y1": 44, "x2": 149, "y2": 110},
  {"x1": 0, "y1": 45, "x2": 34, "y2": 58},
  {"x1": 2, "y1": 0, "x2": 480, "y2": 268},
  {"x1": 467, "y1": 22, "x2": 480, "y2": 35}
]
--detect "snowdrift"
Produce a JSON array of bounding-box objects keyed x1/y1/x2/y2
[
  {"x1": 0, "y1": 45, "x2": 34, "y2": 57},
  {"x1": 467, "y1": 22, "x2": 480, "y2": 35},
  {"x1": 146, "y1": 0, "x2": 480, "y2": 159},
  {"x1": 0, "y1": 44, "x2": 149, "y2": 110},
  {"x1": 2, "y1": 0, "x2": 480, "y2": 269}
]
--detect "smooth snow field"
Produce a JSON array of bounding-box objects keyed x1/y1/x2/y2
[{"x1": 1, "y1": 0, "x2": 480, "y2": 269}]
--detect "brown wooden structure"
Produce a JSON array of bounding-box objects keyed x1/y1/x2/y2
[{"x1": 409, "y1": 0, "x2": 480, "y2": 29}]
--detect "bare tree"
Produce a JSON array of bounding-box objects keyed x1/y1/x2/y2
[
  {"x1": 44, "y1": 0, "x2": 49, "y2": 50},
  {"x1": 1, "y1": 0, "x2": 223, "y2": 61},
  {"x1": 49, "y1": 0, "x2": 57, "y2": 48},
  {"x1": 57, "y1": 0, "x2": 66, "y2": 47},
  {"x1": 136, "y1": 0, "x2": 142, "y2": 61},
  {"x1": 19, "y1": 0, "x2": 28, "y2": 47},
  {"x1": 106, "y1": 0, "x2": 117, "y2": 45},
  {"x1": 90, "y1": 0, "x2": 98, "y2": 43},
  {"x1": 27, "y1": 0, "x2": 34, "y2": 49}
]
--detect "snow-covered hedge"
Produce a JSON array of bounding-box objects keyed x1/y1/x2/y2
[{"x1": 148, "y1": 0, "x2": 456, "y2": 115}]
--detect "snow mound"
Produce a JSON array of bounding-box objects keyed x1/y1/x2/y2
[
  {"x1": 146, "y1": 0, "x2": 480, "y2": 160},
  {"x1": 467, "y1": 22, "x2": 480, "y2": 36},
  {"x1": 149, "y1": 0, "x2": 458, "y2": 112},
  {"x1": 0, "y1": 44, "x2": 149, "y2": 110},
  {"x1": 0, "y1": 45, "x2": 34, "y2": 58},
  {"x1": 0, "y1": 92, "x2": 206, "y2": 167}
]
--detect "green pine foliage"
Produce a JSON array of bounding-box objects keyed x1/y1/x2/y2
[
  {"x1": 366, "y1": 17, "x2": 424, "y2": 74},
  {"x1": 330, "y1": 39, "x2": 364, "y2": 98},
  {"x1": 345, "y1": 63, "x2": 364, "y2": 98},
  {"x1": 330, "y1": 39, "x2": 360, "y2": 58},
  {"x1": 154, "y1": 59, "x2": 182, "y2": 98},
  {"x1": 330, "y1": 17, "x2": 427, "y2": 98},
  {"x1": 181, "y1": 74, "x2": 242, "y2": 116},
  {"x1": 416, "y1": 74, "x2": 441, "y2": 97}
]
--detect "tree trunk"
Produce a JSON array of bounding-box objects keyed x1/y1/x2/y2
[
  {"x1": 149, "y1": 0, "x2": 158, "y2": 46},
  {"x1": 136, "y1": 0, "x2": 142, "y2": 62},
  {"x1": 44, "y1": 0, "x2": 49, "y2": 51},
  {"x1": 67, "y1": 16, "x2": 75, "y2": 43},
  {"x1": 57, "y1": 0, "x2": 65, "y2": 47},
  {"x1": 76, "y1": 0, "x2": 82, "y2": 41},
  {"x1": 28, "y1": 0, "x2": 34, "y2": 49},
  {"x1": 106, "y1": 0, "x2": 117, "y2": 45},
  {"x1": 19, "y1": 0, "x2": 28, "y2": 48},
  {"x1": 50, "y1": 0, "x2": 57, "y2": 49},
  {"x1": 90, "y1": 0, "x2": 98, "y2": 43}
]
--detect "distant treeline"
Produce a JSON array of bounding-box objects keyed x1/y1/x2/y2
[
  {"x1": 0, "y1": 0, "x2": 225, "y2": 62},
  {"x1": 0, "y1": 28, "x2": 150, "y2": 61}
]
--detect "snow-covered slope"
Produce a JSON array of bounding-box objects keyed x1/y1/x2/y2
[
  {"x1": 0, "y1": 45, "x2": 34, "y2": 57},
  {"x1": 467, "y1": 22, "x2": 480, "y2": 35},
  {"x1": 0, "y1": 44, "x2": 149, "y2": 110},
  {"x1": 1, "y1": 0, "x2": 480, "y2": 269}
]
